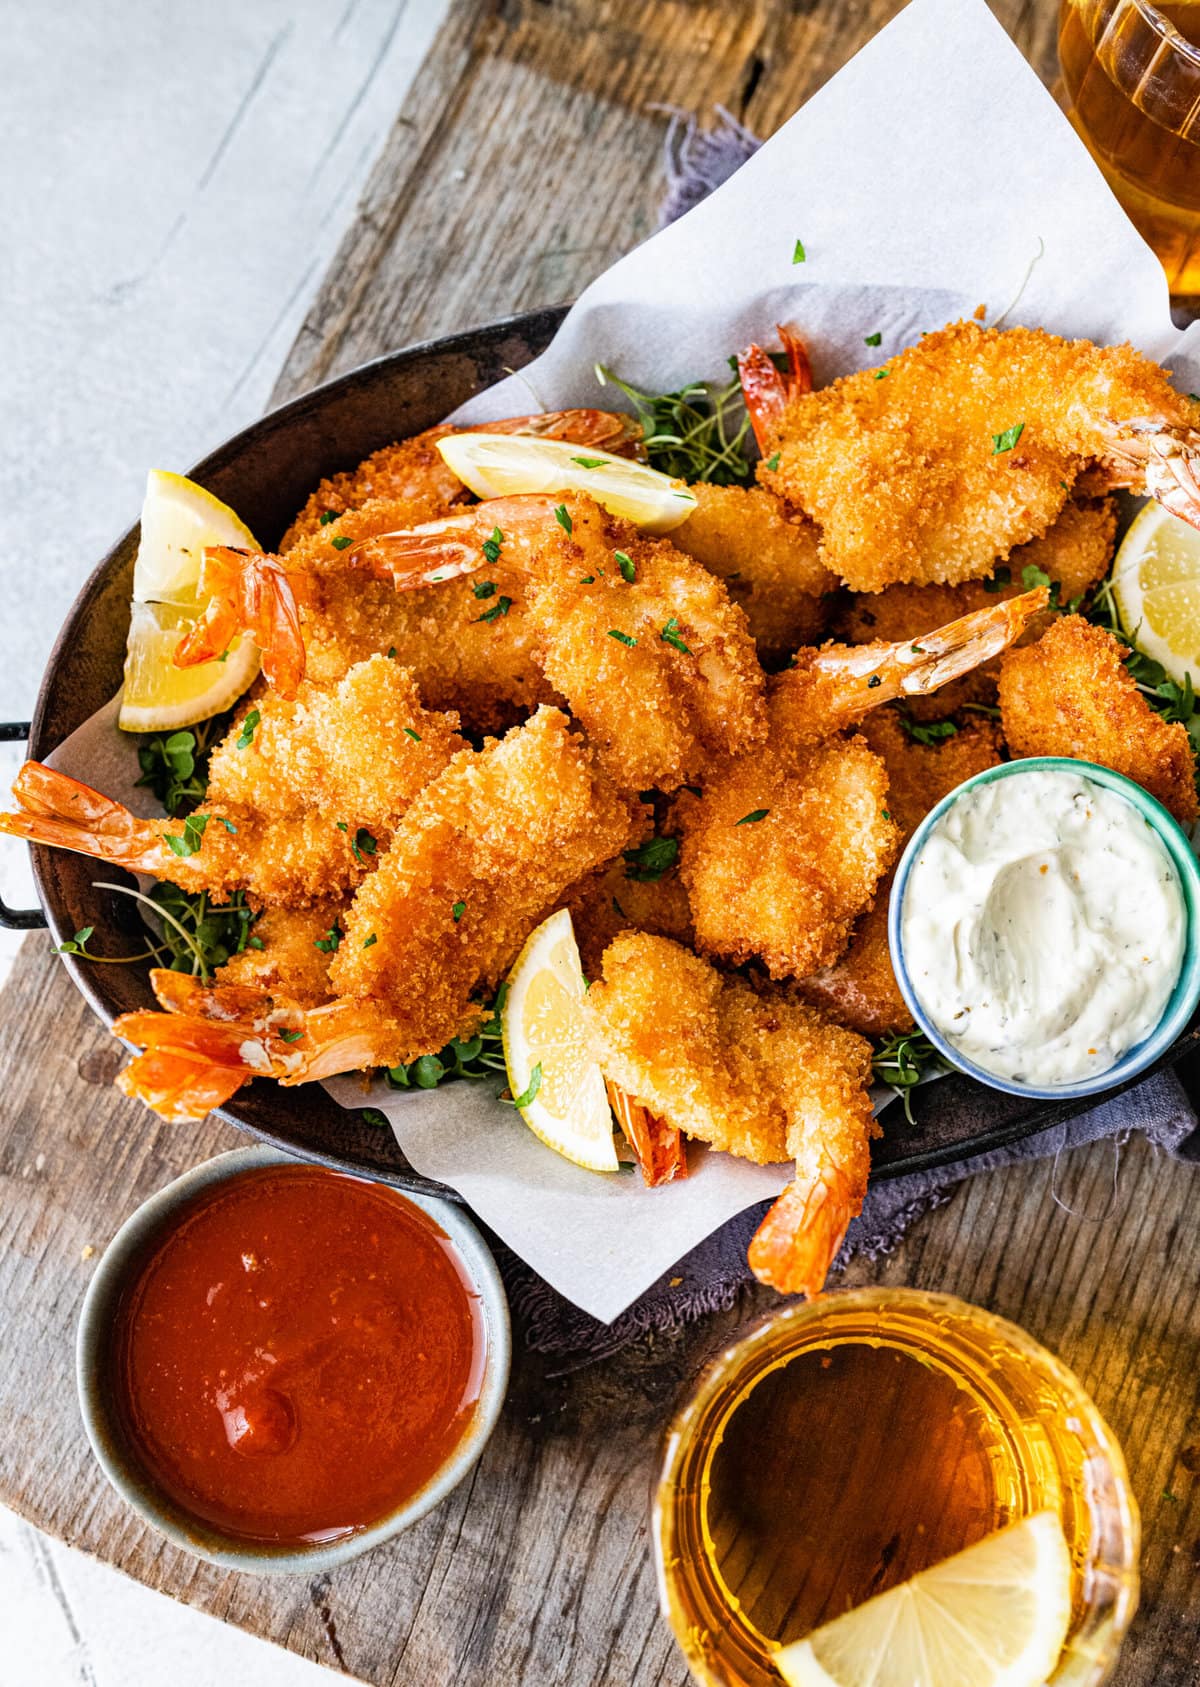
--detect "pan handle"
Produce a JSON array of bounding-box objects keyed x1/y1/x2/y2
[{"x1": 0, "y1": 721, "x2": 47, "y2": 929}]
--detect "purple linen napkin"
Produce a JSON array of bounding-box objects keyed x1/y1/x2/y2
[{"x1": 489, "y1": 110, "x2": 1200, "y2": 1361}]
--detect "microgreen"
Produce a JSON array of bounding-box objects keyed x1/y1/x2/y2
[
  {"x1": 992, "y1": 422, "x2": 1025, "y2": 454},
  {"x1": 93, "y1": 879, "x2": 259, "y2": 980},
  {"x1": 554, "y1": 503, "x2": 573, "y2": 535},
  {"x1": 899, "y1": 716, "x2": 958, "y2": 748},
  {"x1": 166, "y1": 812, "x2": 209, "y2": 858},
  {"x1": 512, "y1": 1063, "x2": 543, "y2": 1109},
  {"x1": 331, "y1": 534, "x2": 353, "y2": 550},
  {"x1": 660, "y1": 616, "x2": 692, "y2": 654},
  {"x1": 615, "y1": 550, "x2": 635, "y2": 583},
  {"x1": 608, "y1": 629, "x2": 637, "y2": 647},
  {"x1": 236, "y1": 708, "x2": 261, "y2": 750},
  {"x1": 872, "y1": 1031, "x2": 946, "y2": 1124},
  {"x1": 384, "y1": 986, "x2": 508, "y2": 1091},
  {"x1": 622, "y1": 836, "x2": 679, "y2": 882},
  {"x1": 594, "y1": 364, "x2": 757, "y2": 486},
  {"x1": 135, "y1": 717, "x2": 227, "y2": 815}
]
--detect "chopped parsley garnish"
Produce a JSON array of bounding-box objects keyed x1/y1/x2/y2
[
  {"x1": 608, "y1": 629, "x2": 637, "y2": 647},
  {"x1": 736, "y1": 809, "x2": 769, "y2": 825},
  {"x1": 580, "y1": 575, "x2": 595, "y2": 584},
  {"x1": 765, "y1": 451, "x2": 780, "y2": 471},
  {"x1": 792, "y1": 238, "x2": 806, "y2": 264},
  {"x1": 473, "y1": 579, "x2": 497, "y2": 599},
  {"x1": 512, "y1": 1063, "x2": 543, "y2": 1109},
  {"x1": 874, "y1": 369, "x2": 889, "y2": 380},
  {"x1": 481, "y1": 525, "x2": 504, "y2": 565},
  {"x1": 452, "y1": 901, "x2": 466, "y2": 922},
  {"x1": 983, "y1": 564, "x2": 1012, "y2": 593},
  {"x1": 554, "y1": 503, "x2": 573, "y2": 535},
  {"x1": 314, "y1": 924, "x2": 342, "y2": 954},
  {"x1": 362, "y1": 933, "x2": 377, "y2": 949},
  {"x1": 166, "y1": 812, "x2": 209, "y2": 858},
  {"x1": 572, "y1": 456, "x2": 607, "y2": 470},
  {"x1": 331, "y1": 534, "x2": 353, "y2": 550},
  {"x1": 615, "y1": 550, "x2": 636, "y2": 583},
  {"x1": 361, "y1": 1107, "x2": 388, "y2": 1128},
  {"x1": 387, "y1": 646, "x2": 397, "y2": 659},
  {"x1": 350, "y1": 827, "x2": 377, "y2": 865},
  {"x1": 992, "y1": 421, "x2": 1025, "y2": 454},
  {"x1": 660, "y1": 616, "x2": 692, "y2": 654},
  {"x1": 477, "y1": 596, "x2": 512, "y2": 623},
  {"x1": 236, "y1": 708, "x2": 261, "y2": 750},
  {"x1": 864, "y1": 331, "x2": 882, "y2": 347},
  {"x1": 279, "y1": 1029, "x2": 303, "y2": 1044},
  {"x1": 214, "y1": 815, "x2": 237, "y2": 834},
  {"x1": 622, "y1": 836, "x2": 679, "y2": 882},
  {"x1": 404, "y1": 727, "x2": 422, "y2": 742},
  {"x1": 882, "y1": 809, "x2": 892, "y2": 820},
  {"x1": 900, "y1": 716, "x2": 958, "y2": 747},
  {"x1": 319, "y1": 509, "x2": 339, "y2": 525}
]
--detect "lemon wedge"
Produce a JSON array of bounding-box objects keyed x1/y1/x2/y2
[
  {"x1": 437, "y1": 433, "x2": 697, "y2": 534},
  {"x1": 1109, "y1": 498, "x2": 1200, "y2": 688},
  {"x1": 501, "y1": 908, "x2": 619, "y2": 1172},
  {"x1": 774, "y1": 1511, "x2": 1073, "y2": 1687},
  {"x1": 119, "y1": 470, "x2": 261, "y2": 732}
]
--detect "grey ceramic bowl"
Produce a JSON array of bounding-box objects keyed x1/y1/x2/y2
[{"x1": 76, "y1": 1144, "x2": 511, "y2": 1575}]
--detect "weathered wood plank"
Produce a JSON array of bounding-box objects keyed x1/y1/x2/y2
[{"x1": 2, "y1": 2, "x2": 1195, "y2": 1683}]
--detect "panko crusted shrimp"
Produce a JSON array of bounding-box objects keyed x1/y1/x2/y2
[
  {"x1": 355, "y1": 492, "x2": 769, "y2": 791},
  {"x1": 0, "y1": 656, "x2": 467, "y2": 908},
  {"x1": 748, "y1": 321, "x2": 1199, "y2": 591},
  {"x1": 999, "y1": 614, "x2": 1200, "y2": 824},
  {"x1": 566, "y1": 855, "x2": 696, "y2": 979},
  {"x1": 586, "y1": 933, "x2": 878, "y2": 1298}
]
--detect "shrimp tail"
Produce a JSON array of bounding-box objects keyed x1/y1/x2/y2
[
  {"x1": 1094, "y1": 418, "x2": 1200, "y2": 533},
  {"x1": 738, "y1": 325, "x2": 814, "y2": 454},
  {"x1": 606, "y1": 1079, "x2": 688, "y2": 1187},
  {"x1": 346, "y1": 495, "x2": 558, "y2": 589},
  {"x1": 0, "y1": 762, "x2": 169, "y2": 873},
  {"x1": 482, "y1": 409, "x2": 645, "y2": 459},
  {"x1": 173, "y1": 546, "x2": 309, "y2": 697},
  {"x1": 747, "y1": 1153, "x2": 859, "y2": 1298}
]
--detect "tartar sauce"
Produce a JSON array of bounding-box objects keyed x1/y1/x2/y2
[{"x1": 900, "y1": 768, "x2": 1185, "y2": 1086}]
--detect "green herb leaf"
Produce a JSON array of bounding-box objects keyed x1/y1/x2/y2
[
  {"x1": 319, "y1": 509, "x2": 339, "y2": 526},
  {"x1": 792, "y1": 238, "x2": 806, "y2": 264},
  {"x1": 736, "y1": 809, "x2": 769, "y2": 825},
  {"x1": 983, "y1": 564, "x2": 1013, "y2": 594},
  {"x1": 473, "y1": 579, "x2": 497, "y2": 599},
  {"x1": 622, "y1": 836, "x2": 679, "y2": 882},
  {"x1": 608, "y1": 629, "x2": 637, "y2": 647},
  {"x1": 900, "y1": 715, "x2": 959, "y2": 747},
  {"x1": 166, "y1": 812, "x2": 210, "y2": 858},
  {"x1": 331, "y1": 534, "x2": 353, "y2": 551},
  {"x1": 580, "y1": 575, "x2": 595, "y2": 584},
  {"x1": 592, "y1": 363, "x2": 757, "y2": 488},
  {"x1": 214, "y1": 815, "x2": 237, "y2": 834},
  {"x1": 477, "y1": 595, "x2": 512, "y2": 623},
  {"x1": 279, "y1": 1029, "x2": 303, "y2": 1044},
  {"x1": 660, "y1": 615, "x2": 692, "y2": 654},
  {"x1": 412, "y1": 1054, "x2": 445, "y2": 1090},
  {"x1": 404, "y1": 726, "x2": 421, "y2": 742},
  {"x1": 512, "y1": 1063, "x2": 543, "y2": 1109},
  {"x1": 554, "y1": 503, "x2": 573, "y2": 535},
  {"x1": 874, "y1": 369, "x2": 889, "y2": 380},
  {"x1": 864, "y1": 332, "x2": 882, "y2": 347},
  {"x1": 236, "y1": 708, "x2": 261, "y2": 750},
  {"x1": 572, "y1": 456, "x2": 607, "y2": 470},
  {"x1": 481, "y1": 525, "x2": 504, "y2": 565},
  {"x1": 350, "y1": 827, "x2": 377, "y2": 866},
  {"x1": 452, "y1": 900, "x2": 466, "y2": 922},
  {"x1": 872, "y1": 1030, "x2": 946, "y2": 1124},
  {"x1": 615, "y1": 550, "x2": 636, "y2": 583},
  {"x1": 765, "y1": 451, "x2": 780, "y2": 472},
  {"x1": 362, "y1": 933, "x2": 377, "y2": 949},
  {"x1": 361, "y1": 1107, "x2": 389, "y2": 1127},
  {"x1": 314, "y1": 923, "x2": 342, "y2": 955},
  {"x1": 992, "y1": 422, "x2": 1025, "y2": 454}
]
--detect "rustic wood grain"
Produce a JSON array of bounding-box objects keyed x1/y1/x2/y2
[{"x1": 2, "y1": 2, "x2": 1197, "y2": 1684}]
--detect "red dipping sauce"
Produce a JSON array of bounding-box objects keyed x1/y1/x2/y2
[{"x1": 108, "y1": 1165, "x2": 487, "y2": 1546}]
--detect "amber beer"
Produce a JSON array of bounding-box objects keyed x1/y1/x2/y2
[
  {"x1": 1058, "y1": 1, "x2": 1200, "y2": 296},
  {"x1": 653, "y1": 1290, "x2": 1139, "y2": 1687}
]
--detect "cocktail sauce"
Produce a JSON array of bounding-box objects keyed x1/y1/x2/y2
[{"x1": 109, "y1": 1165, "x2": 486, "y2": 1546}]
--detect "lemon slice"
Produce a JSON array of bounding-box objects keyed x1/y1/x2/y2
[
  {"x1": 1109, "y1": 498, "x2": 1200, "y2": 687},
  {"x1": 437, "y1": 433, "x2": 697, "y2": 534},
  {"x1": 501, "y1": 908, "x2": 619, "y2": 1172},
  {"x1": 775, "y1": 1512, "x2": 1072, "y2": 1687},
  {"x1": 119, "y1": 471, "x2": 261, "y2": 732}
]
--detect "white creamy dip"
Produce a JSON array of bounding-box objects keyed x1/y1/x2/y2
[{"x1": 900, "y1": 768, "x2": 1186, "y2": 1087}]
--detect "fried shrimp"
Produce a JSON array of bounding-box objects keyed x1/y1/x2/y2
[
  {"x1": 215, "y1": 901, "x2": 344, "y2": 1007},
  {"x1": 0, "y1": 656, "x2": 467, "y2": 906},
  {"x1": 750, "y1": 321, "x2": 1199, "y2": 590},
  {"x1": 357, "y1": 493, "x2": 769, "y2": 791},
  {"x1": 586, "y1": 933, "x2": 878, "y2": 1298},
  {"x1": 671, "y1": 484, "x2": 835, "y2": 664},
  {"x1": 566, "y1": 856, "x2": 695, "y2": 978},
  {"x1": 797, "y1": 714, "x2": 1005, "y2": 1035},
  {"x1": 999, "y1": 614, "x2": 1199, "y2": 823}
]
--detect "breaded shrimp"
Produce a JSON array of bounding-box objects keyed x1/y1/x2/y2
[
  {"x1": 835, "y1": 499, "x2": 1117, "y2": 717},
  {"x1": 671, "y1": 484, "x2": 835, "y2": 664},
  {"x1": 0, "y1": 656, "x2": 466, "y2": 906},
  {"x1": 676, "y1": 595, "x2": 1041, "y2": 979},
  {"x1": 751, "y1": 321, "x2": 1199, "y2": 590},
  {"x1": 329, "y1": 706, "x2": 640, "y2": 1044},
  {"x1": 280, "y1": 411, "x2": 643, "y2": 551},
  {"x1": 360, "y1": 493, "x2": 769, "y2": 790},
  {"x1": 999, "y1": 615, "x2": 1199, "y2": 823},
  {"x1": 216, "y1": 901, "x2": 343, "y2": 1007},
  {"x1": 566, "y1": 856, "x2": 695, "y2": 978},
  {"x1": 797, "y1": 714, "x2": 1005, "y2": 1035},
  {"x1": 586, "y1": 933, "x2": 878, "y2": 1297}
]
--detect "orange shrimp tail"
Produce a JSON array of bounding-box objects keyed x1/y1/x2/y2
[
  {"x1": 606, "y1": 1079, "x2": 688, "y2": 1187},
  {"x1": 738, "y1": 325, "x2": 814, "y2": 453},
  {"x1": 748, "y1": 1169, "x2": 857, "y2": 1299},
  {"x1": 1095, "y1": 419, "x2": 1200, "y2": 533},
  {"x1": 0, "y1": 762, "x2": 167, "y2": 873},
  {"x1": 481, "y1": 409, "x2": 644, "y2": 459},
  {"x1": 173, "y1": 546, "x2": 308, "y2": 697},
  {"x1": 348, "y1": 525, "x2": 487, "y2": 590},
  {"x1": 114, "y1": 1023, "x2": 256, "y2": 1123}
]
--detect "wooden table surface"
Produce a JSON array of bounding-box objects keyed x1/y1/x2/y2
[{"x1": 3, "y1": 4, "x2": 1200, "y2": 1683}]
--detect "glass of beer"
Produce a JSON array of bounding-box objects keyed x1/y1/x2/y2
[
  {"x1": 652, "y1": 1288, "x2": 1139, "y2": 1686},
  {"x1": 1058, "y1": 1, "x2": 1200, "y2": 298}
]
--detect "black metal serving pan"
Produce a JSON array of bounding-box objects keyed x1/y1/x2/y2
[{"x1": 6, "y1": 307, "x2": 1198, "y2": 1197}]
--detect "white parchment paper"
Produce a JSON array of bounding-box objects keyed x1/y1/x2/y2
[{"x1": 43, "y1": 0, "x2": 1200, "y2": 1320}]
